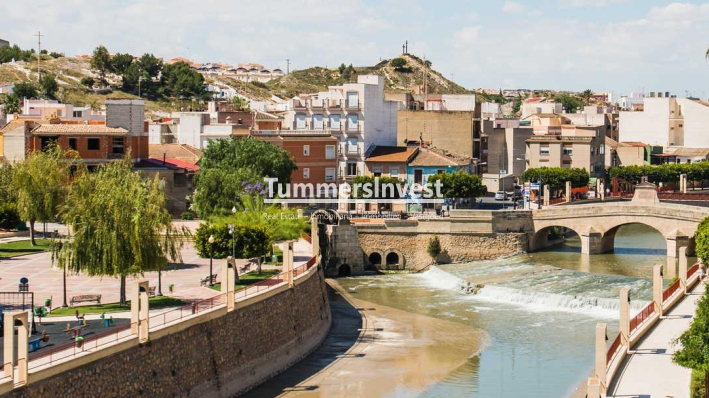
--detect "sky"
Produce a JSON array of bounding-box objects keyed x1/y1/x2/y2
[{"x1": 3, "y1": 0, "x2": 709, "y2": 98}]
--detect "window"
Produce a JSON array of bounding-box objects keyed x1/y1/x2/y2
[
  {"x1": 68, "y1": 137, "x2": 78, "y2": 150},
  {"x1": 390, "y1": 168, "x2": 399, "y2": 177},
  {"x1": 295, "y1": 114, "x2": 306, "y2": 129},
  {"x1": 87, "y1": 138, "x2": 100, "y2": 151},
  {"x1": 303, "y1": 145, "x2": 310, "y2": 156},
  {"x1": 72, "y1": 111, "x2": 82, "y2": 118},
  {"x1": 312, "y1": 114, "x2": 324, "y2": 130},
  {"x1": 347, "y1": 138, "x2": 358, "y2": 154},
  {"x1": 347, "y1": 162, "x2": 357, "y2": 176},
  {"x1": 414, "y1": 169, "x2": 423, "y2": 184},
  {"x1": 112, "y1": 137, "x2": 125, "y2": 154},
  {"x1": 303, "y1": 168, "x2": 310, "y2": 179},
  {"x1": 437, "y1": 169, "x2": 446, "y2": 174},
  {"x1": 346, "y1": 91, "x2": 359, "y2": 108},
  {"x1": 329, "y1": 115, "x2": 341, "y2": 130},
  {"x1": 40, "y1": 136, "x2": 58, "y2": 151},
  {"x1": 325, "y1": 168, "x2": 335, "y2": 182},
  {"x1": 373, "y1": 167, "x2": 382, "y2": 177},
  {"x1": 325, "y1": 145, "x2": 335, "y2": 159},
  {"x1": 540, "y1": 145, "x2": 549, "y2": 156},
  {"x1": 347, "y1": 114, "x2": 358, "y2": 131},
  {"x1": 562, "y1": 146, "x2": 573, "y2": 156}
]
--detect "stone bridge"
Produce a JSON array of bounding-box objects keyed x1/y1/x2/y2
[{"x1": 529, "y1": 182, "x2": 709, "y2": 260}]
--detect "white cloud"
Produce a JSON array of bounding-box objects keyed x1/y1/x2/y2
[
  {"x1": 557, "y1": 0, "x2": 628, "y2": 8},
  {"x1": 502, "y1": 1, "x2": 525, "y2": 13},
  {"x1": 453, "y1": 26, "x2": 481, "y2": 45}
]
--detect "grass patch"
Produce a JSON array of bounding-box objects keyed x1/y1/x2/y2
[
  {"x1": 0, "y1": 239, "x2": 52, "y2": 257},
  {"x1": 48, "y1": 296, "x2": 186, "y2": 316},
  {"x1": 209, "y1": 269, "x2": 281, "y2": 291}
]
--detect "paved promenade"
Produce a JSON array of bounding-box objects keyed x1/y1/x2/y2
[{"x1": 608, "y1": 281, "x2": 705, "y2": 398}]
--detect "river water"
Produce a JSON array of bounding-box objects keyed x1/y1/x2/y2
[{"x1": 338, "y1": 224, "x2": 671, "y2": 398}]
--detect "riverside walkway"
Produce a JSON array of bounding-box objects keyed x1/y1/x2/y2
[{"x1": 608, "y1": 281, "x2": 705, "y2": 398}]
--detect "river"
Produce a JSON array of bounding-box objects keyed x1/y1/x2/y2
[{"x1": 337, "y1": 224, "x2": 670, "y2": 397}]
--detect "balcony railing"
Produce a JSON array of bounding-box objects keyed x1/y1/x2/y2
[
  {"x1": 346, "y1": 100, "x2": 360, "y2": 109},
  {"x1": 252, "y1": 130, "x2": 331, "y2": 137}
]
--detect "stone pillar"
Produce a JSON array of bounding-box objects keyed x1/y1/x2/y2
[
  {"x1": 596, "y1": 179, "x2": 602, "y2": 199},
  {"x1": 666, "y1": 231, "x2": 689, "y2": 258},
  {"x1": 619, "y1": 288, "x2": 630, "y2": 348},
  {"x1": 4, "y1": 311, "x2": 28, "y2": 385},
  {"x1": 679, "y1": 246, "x2": 688, "y2": 293},
  {"x1": 311, "y1": 217, "x2": 320, "y2": 258},
  {"x1": 666, "y1": 257, "x2": 677, "y2": 280},
  {"x1": 580, "y1": 228, "x2": 603, "y2": 254},
  {"x1": 543, "y1": 184, "x2": 550, "y2": 207},
  {"x1": 131, "y1": 280, "x2": 150, "y2": 343},
  {"x1": 222, "y1": 259, "x2": 236, "y2": 311},
  {"x1": 680, "y1": 174, "x2": 687, "y2": 193},
  {"x1": 565, "y1": 180, "x2": 572, "y2": 203},
  {"x1": 587, "y1": 377, "x2": 601, "y2": 398},
  {"x1": 282, "y1": 241, "x2": 295, "y2": 287},
  {"x1": 599, "y1": 182, "x2": 605, "y2": 201},
  {"x1": 595, "y1": 323, "x2": 607, "y2": 389},
  {"x1": 653, "y1": 264, "x2": 663, "y2": 317}
]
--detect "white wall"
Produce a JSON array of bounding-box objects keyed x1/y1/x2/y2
[
  {"x1": 441, "y1": 94, "x2": 477, "y2": 111},
  {"x1": 619, "y1": 98, "x2": 671, "y2": 146},
  {"x1": 677, "y1": 99, "x2": 709, "y2": 148},
  {"x1": 178, "y1": 114, "x2": 207, "y2": 148}
]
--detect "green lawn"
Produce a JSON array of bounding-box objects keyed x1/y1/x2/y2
[
  {"x1": 48, "y1": 296, "x2": 186, "y2": 316},
  {"x1": 0, "y1": 239, "x2": 52, "y2": 257},
  {"x1": 209, "y1": 269, "x2": 281, "y2": 291}
]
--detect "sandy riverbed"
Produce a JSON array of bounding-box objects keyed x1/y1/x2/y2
[{"x1": 245, "y1": 279, "x2": 488, "y2": 397}]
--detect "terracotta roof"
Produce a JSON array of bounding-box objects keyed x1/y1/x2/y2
[
  {"x1": 253, "y1": 110, "x2": 283, "y2": 121},
  {"x1": 665, "y1": 147, "x2": 709, "y2": 158},
  {"x1": 147, "y1": 157, "x2": 199, "y2": 171},
  {"x1": 32, "y1": 124, "x2": 127, "y2": 136},
  {"x1": 148, "y1": 144, "x2": 202, "y2": 164},
  {"x1": 0, "y1": 120, "x2": 31, "y2": 133},
  {"x1": 524, "y1": 97, "x2": 546, "y2": 103},
  {"x1": 365, "y1": 146, "x2": 418, "y2": 163},
  {"x1": 409, "y1": 148, "x2": 471, "y2": 167}
]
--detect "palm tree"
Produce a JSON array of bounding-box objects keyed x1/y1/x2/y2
[{"x1": 2, "y1": 94, "x2": 20, "y2": 115}]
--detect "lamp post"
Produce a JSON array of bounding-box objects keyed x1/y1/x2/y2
[
  {"x1": 229, "y1": 224, "x2": 235, "y2": 260},
  {"x1": 208, "y1": 235, "x2": 215, "y2": 286}
]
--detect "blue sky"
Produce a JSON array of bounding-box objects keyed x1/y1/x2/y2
[{"x1": 3, "y1": 1, "x2": 709, "y2": 98}]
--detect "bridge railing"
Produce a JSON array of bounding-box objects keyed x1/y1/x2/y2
[
  {"x1": 629, "y1": 302, "x2": 654, "y2": 334},
  {"x1": 662, "y1": 279, "x2": 681, "y2": 303},
  {"x1": 606, "y1": 332, "x2": 622, "y2": 367},
  {"x1": 688, "y1": 263, "x2": 700, "y2": 280}
]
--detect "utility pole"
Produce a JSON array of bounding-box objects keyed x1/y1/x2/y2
[
  {"x1": 286, "y1": 59, "x2": 290, "y2": 74},
  {"x1": 35, "y1": 31, "x2": 43, "y2": 82}
]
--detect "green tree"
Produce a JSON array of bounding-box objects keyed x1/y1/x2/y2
[
  {"x1": 512, "y1": 94, "x2": 523, "y2": 114},
  {"x1": 39, "y1": 74, "x2": 59, "y2": 99},
  {"x1": 232, "y1": 96, "x2": 250, "y2": 111},
  {"x1": 49, "y1": 52, "x2": 63, "y2": 59},
  {"x1": 390, "y1": 58, "x2": 406, "y2": 68},
  {"x1": 121, "y1": 62, "x2": 142, "y2": 93},
  {"x1": 80, "y1": 76, "x2": 95, "y2": 88},
  {"x1": 0, "y1": 163, "x2": 15, "y2": 203},
  {"x1": 90, "y1": 45, "x2": 111, "y2": 86},
  {"x1": 695, "y1": 216, "x2": 709, "y2": 266},
  {"x1": 199, "y1": 137, "x2": 297, "y2": 183},
  {"x1": 673, "y1": 282, "x2": 709, "y2": 398},
  {"x1": 191, "y1": 167, "x2": 260, "y2": 218},
  {"x1": 350, "y1": 175, "x2": 403, "y2": 200},
  {"x1": 427, "y1": 235, "x2": 442, "y2": 264},
  {"x1": 53, "y1": 158, "x2": 188, "y2": 304},
  {"x1": 427, "y1": 171, "x2": 484, "y2": 207},
  {"x1": 554, "y1": 93, "x2": 584, "y2": 113},
  {"x1": 12, "y1": 144, "x2": 74, "y2": 245},
  {"x1": 338, "y1": 63, "x2": 346, "y2": 74},
  {"x1": 2, "y1": 93, "x2": 20, "y2": 114},
  {"x1": 13, "y1": 82, "x2": 38, "y2": 100},
  {"x1": 522, "y1": 167, "x2": 589, "y2": 190},
  {"x1": 580, "y1": 89, "x2": 593, "y2": 104},
  {"x1": 110, "y1": 52, "x2": 134, "y2": 75},
  {"x1": 160, "y1": 61, "x2": 205, "y2": 99}
]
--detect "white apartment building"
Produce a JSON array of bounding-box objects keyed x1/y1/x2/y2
[
  {"x1": 521, "y1": 99, "x2": 563, "y2": 119},
  {"x1": 565, "y1": 105, "x2": 619, "y2": 141},
  {"x1": 281, "y1": 75, "x2": 399, "y2": 181},
  {"x1": 619, "y1": 95, "x2": 709, "y2": 148}
]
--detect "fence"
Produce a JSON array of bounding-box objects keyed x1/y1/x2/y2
[
  {"x1": 606, "y1": 333, "x2": 622, "y2": 366},
  {"x1": 148, "y1": 293, "x2": 226, "y2": 331},
  {"x1": 662, "y1": 279, "x2": 681, "y2": 303},
  {"x1": 27, "y1": 322, "x2": 134, "y2": 370},
  {"x1": 658, "y1": 193, "x2": 709, "y2": 201},
  {"x1": 549, "y1": 197, "x2": 566, "y2": 206},
  {"x1": 629, "y1": 302, "x2": 655, "y2": 334},
  {"x1": 688, "y1": 263, "x2": 700, "y2": 280}
]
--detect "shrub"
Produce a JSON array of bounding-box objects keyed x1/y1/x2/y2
[
  {"x1": 80, "y1": 77, "x2": 95, "y2": 88},
  {"x1": 390, "y1": 58, "x2": 406, "y2": 68},
  {"x1": 194, "y1": 222, "x2": 270, "y2": 260},
  {"x1": 180, "y1": 211, "x2": 194, "y2": 220},
  {"x1": 427, "y1": 235, "x2": 442, "y2": 264},
  {"x1": 0, "y1": 203, "x2": 21, "y2": 230}
]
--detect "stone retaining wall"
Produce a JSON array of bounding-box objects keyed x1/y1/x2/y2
[
  {"x1": 358, "y1": 231, "x2": 527, "y2": 270},
  {"x1": 6, "y1": 267, "x2": 331, "y2": 398}
]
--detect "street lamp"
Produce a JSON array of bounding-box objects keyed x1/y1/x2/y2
[
  {"x1": 229, "y1": 224, "x2": 235, "y2": 260},
  {"x1": 208, "y1": 235, "x2": 215, "y2": 286}
]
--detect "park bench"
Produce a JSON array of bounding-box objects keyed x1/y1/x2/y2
[
  {"x1": 70, "y1": 294, "x2": 101, "y2": 306},
  {"x1": 200, "y1": 274, "x2": 217, "y2": 286}
]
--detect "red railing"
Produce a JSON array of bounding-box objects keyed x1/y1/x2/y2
[
  {"x1": 27, "y1": 322, "x2": 134, "y2": 370},
  {"x1": 629, "y1": 302, "x2": 655, "y2": 334},
  {"x1": 302, "y1": 233, "x2": 312, "y2": 244},
  {"x1": 549, "y1": 197, "x2": 566, "y2": 205},
  {"x1": 659, "y1": 193, "x2": 709, "y2": 201},
  {"x1": 148, "y1": 293, "x2": 226, "y2": 330},
  {"x1": 662, "y1": 279, "x2": 681, "y2": 303},
  {"x1": 606, "y1": 332, "x2": 622, "y2": 365},
  {"x1": 688, "y1": 263, "x2": 700, "y2": 280}
]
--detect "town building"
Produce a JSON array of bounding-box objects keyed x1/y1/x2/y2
[
  {"x1": 135, "y1": 157, "x2": 199, "y2": 215},
  {"x1": 653, "y1": 147, "x2": 709, "y2": 164},
  {"x1": 619, "y1": 94, "x2": 709, "y2": 148},
  {"x1": 0, "y1": 39, "x2": 9, "y2": 48},
  {"x1": 524, "y1": 114, "x2": 605, "y2": 177},
  {"x1": 364, "y1": 145, "x2": 418, "y2": 180},
  {"x1": 16, "y1": 99, "x2": 105, "y2": 122},
  {"x1": 521, "y1": 98, "x2": 562, "y2": 119},
  {"x1": 614, "y1": 141, "x2": 652, "y2": 167},
  {"x1": 0, "y1": 119, "x2": 36, "y2": 163},
  {"x1": 481, "y1": 119, "x2": 532, "y2": 192},
  {"x1": 281, "y1": 75, "x2": 399, "y2": 183},
  {"x1": 565, "y1": 105, "x2": 619, "y2": 141},
  {"x1": 406, "y1": 148, "x2": 472, "y2": 212},
  {"x1": 395, "y1": 94, "x2": 481, "y2": 164}
]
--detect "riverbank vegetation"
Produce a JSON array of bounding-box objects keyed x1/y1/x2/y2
[
  {"x1": 608, "y1": 162, "x2": 709, "y2": 185},
  {"x1": 521, "y1": 167, "x2": 590, "y2": 190}
]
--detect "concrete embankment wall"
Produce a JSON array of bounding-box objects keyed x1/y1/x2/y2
[{"x1": 6, "y1": 267, "x2": 331, "y2": 398}]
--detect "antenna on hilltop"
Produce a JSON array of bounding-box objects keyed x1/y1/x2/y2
[
  {"x1": 286, "y1": 59, "x2": 290, "y2": 74},
  {"x1": 35, "y1": 31, "x2": 43, "y2": 82}
]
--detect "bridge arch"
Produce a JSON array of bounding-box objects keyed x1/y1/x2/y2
[
  {"x1": 366, "y1": 250, "x2": 384, "y2": 267},
  {"x1": 383, "y1": 249, "x2": 405, "y2": 270},
  {"x1": 601, "y1": 222, "x2": 667, "y2": 256},
  {"x1": 529, "y1": 225, "x2": 584, "y2": 252}
]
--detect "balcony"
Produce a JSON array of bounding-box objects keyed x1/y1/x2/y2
[
  {"x1": 252, "y1": 129, "x2": 331, "y2": 137},
  {"x1": 346, "y1": 100, "x2": 361, "y2": 110}
]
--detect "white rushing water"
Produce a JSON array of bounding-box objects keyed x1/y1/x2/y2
[{"x1": 419, "y1": 265, "x2": 651, "y2": 319}]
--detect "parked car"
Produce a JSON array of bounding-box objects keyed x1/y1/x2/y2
[{"x1": 494, "y1": 191, "x2": 507, "y2": 201}]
